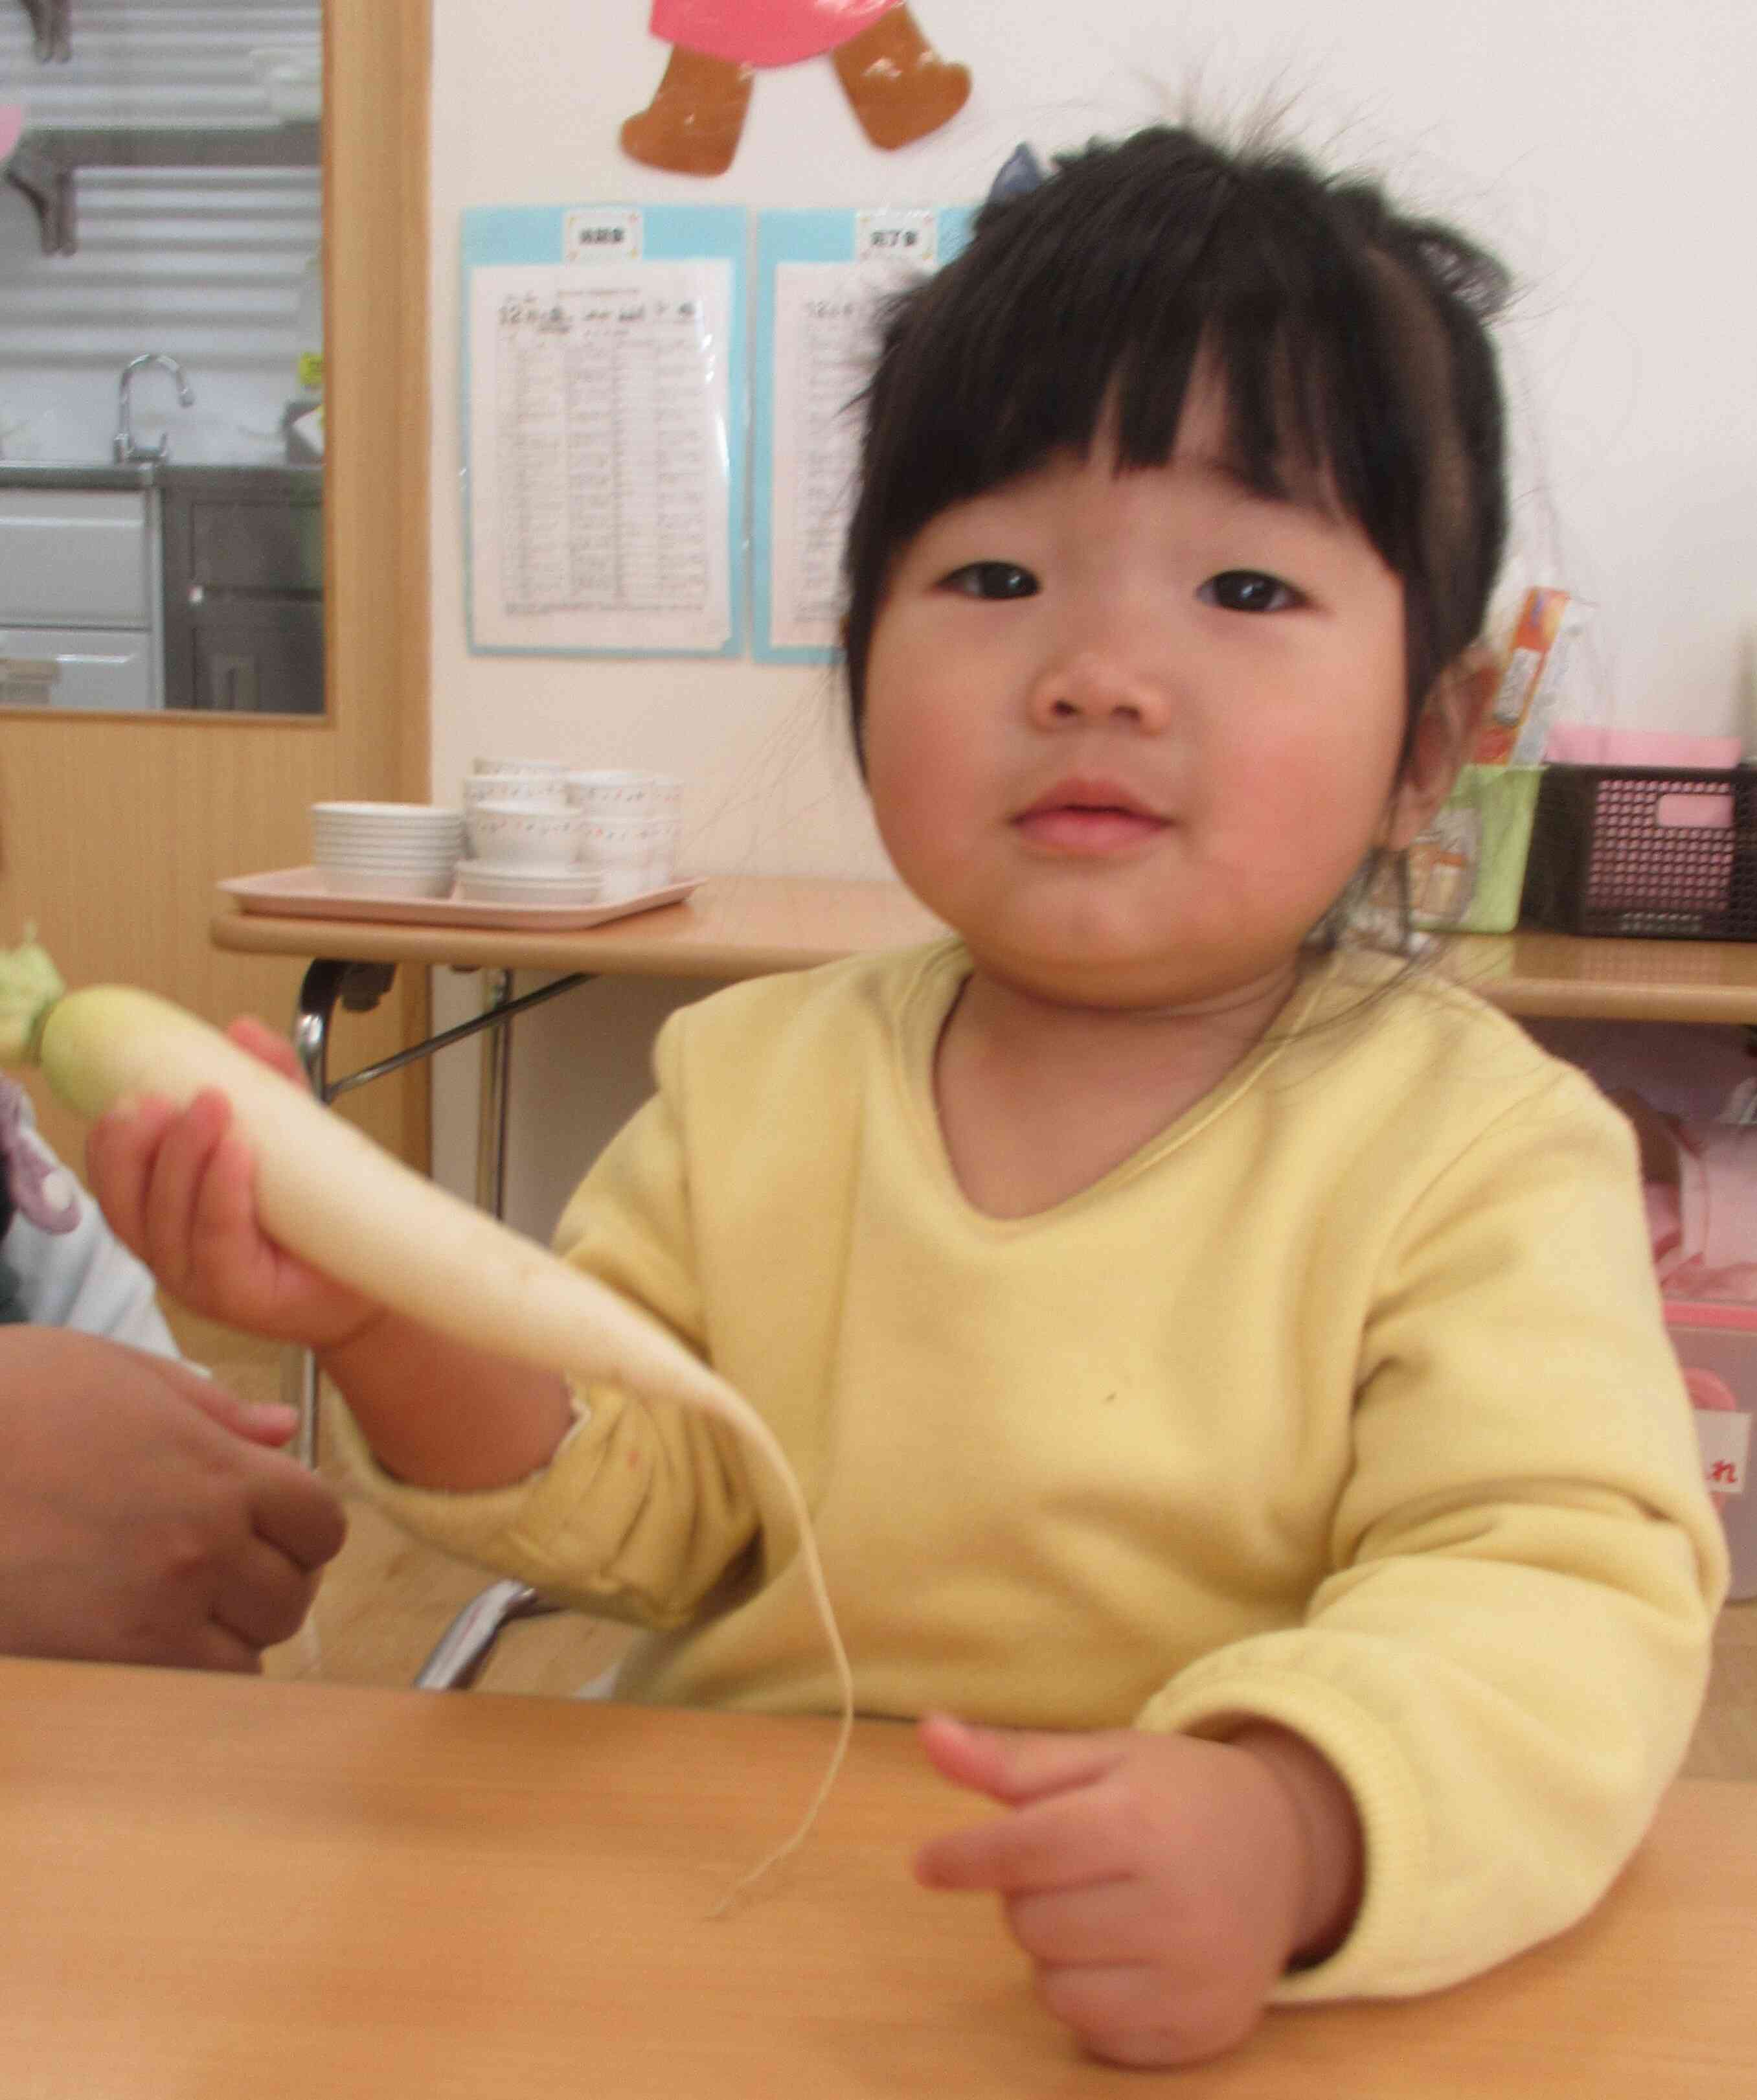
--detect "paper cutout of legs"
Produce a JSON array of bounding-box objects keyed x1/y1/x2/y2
[
  {"x1": 621, "y1": 2, "x2": 970, "y2": 176},
  {"x1": 620, "y1": 45, "x2": 756, "y2": 177}
]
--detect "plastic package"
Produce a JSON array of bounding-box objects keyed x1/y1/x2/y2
[{"x1": 1407, "y1": 764, "x2": 1543, "y2": 933}]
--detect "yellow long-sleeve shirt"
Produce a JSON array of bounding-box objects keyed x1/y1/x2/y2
[{"x1": 338, "y1": 939, "x2": 1725, "y2": 2000}]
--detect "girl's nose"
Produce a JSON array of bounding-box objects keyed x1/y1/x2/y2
[{"x1": 1026, "y1": 647, "x2": 1170, "y2": 731}]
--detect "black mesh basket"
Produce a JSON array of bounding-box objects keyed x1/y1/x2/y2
[{"x1": 1520, "y1": 764, "x2": 1757, "y2": 941}]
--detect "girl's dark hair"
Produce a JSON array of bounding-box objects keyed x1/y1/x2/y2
[{"x1": 841, "y1": 126, "x2": 1512, "y2": 773}]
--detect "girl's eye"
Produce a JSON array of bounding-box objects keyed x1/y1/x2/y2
[
  {"x1": 940, "y1": 561, "x2": 1040, "y2": 600},
  {"x1": 1199, "y1": 570, "x2": 1302, "y2": 613}
]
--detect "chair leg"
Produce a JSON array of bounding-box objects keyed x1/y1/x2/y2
[{"x1": 414, "y1": 1579, "x2": 562, "y2": 1691}]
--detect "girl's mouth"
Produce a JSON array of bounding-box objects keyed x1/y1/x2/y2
[{"x1": 1012, "y1": 782, "x2": 1168, "y2": 855}]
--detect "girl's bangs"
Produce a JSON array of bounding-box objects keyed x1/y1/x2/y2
[{"x1": 878, "y1": 209, "x2": 1408, "y2": 558}]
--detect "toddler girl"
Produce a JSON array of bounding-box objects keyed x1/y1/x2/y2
[{"x1": 86, "y1": 128, "x2": 1723, "y2": 2068}]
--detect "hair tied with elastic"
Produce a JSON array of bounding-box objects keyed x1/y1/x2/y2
[{"x1": 986, "y1": 142, "x2": 1046, "y2": 205}]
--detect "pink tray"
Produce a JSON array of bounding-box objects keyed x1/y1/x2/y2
[{"x1": 218, "y1": 867, "x2": 705, "y2": 932}]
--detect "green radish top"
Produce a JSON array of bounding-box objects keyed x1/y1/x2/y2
[{"x1": 0, "y1": 937, "x2": 68, "y2": 1070}]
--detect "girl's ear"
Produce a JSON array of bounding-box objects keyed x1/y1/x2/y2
[{"x1": 1382, "y1": 646, "x2": 1500, "y2": 850}]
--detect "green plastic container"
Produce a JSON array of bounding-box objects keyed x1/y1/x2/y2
[{"x1": 1408, "y1": 764, "x2": 1543, "y2": 933}]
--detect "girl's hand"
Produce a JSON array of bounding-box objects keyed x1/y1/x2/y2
[
  {"x1": 85, "y1": 1015, "x2": 384, "y2": 1352},
  {"x1": 913, "y1": 1713, "x2": 1362, "y2": 2068}
]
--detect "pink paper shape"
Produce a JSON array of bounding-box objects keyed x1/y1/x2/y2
[{"x1": 649, "y1": 0, "x2": 900, "y2": 68}]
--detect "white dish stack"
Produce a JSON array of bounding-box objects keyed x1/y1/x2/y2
[
  {"x1": 311, "y1": 802, "x2": 466, "y2": 898},
  {"x1": 460, "y1": 760, "x2": 683, "y2": 904}
]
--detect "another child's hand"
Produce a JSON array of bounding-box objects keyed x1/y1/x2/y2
[
  {"x1": 914, "y1": 1713, "x2": 1363, "y2": 2068},
  {"x1": 0, "y1": 1325, "x2": 345, "y2": 1671},
  {"x1": 84, "y1": 1014, "x2": 383, "y2": 1352}
]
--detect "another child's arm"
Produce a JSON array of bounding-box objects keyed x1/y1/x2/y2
[{"x1": 915, "y1": 1713, "x2": 1361, "y2": 2068}]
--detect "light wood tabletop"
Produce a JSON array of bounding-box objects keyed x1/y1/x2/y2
[
  {"x1": 212, "y1": 872, "x2": 947, "y2": 983},
  {"x1": 213, "y1": 872, "x2": 1757, "y2": 1022},
  {"x1": 3, "y1": 1655, "x2": 1753, "y2": 2097}
]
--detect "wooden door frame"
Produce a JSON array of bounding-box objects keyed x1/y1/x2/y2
[
  {"x1": 314, "y1": 0, "x2": 433, "y2": 1163},
  {"x1": 325, "y1": 0, "x2": 431, "y2": 818}
]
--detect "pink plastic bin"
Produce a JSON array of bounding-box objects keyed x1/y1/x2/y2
[{"x1": 1665, "y1": 1299, "x2": 1757, "y2": 1600}]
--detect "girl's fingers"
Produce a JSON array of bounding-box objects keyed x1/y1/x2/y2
[
  {"x1": 916, "y1": 1779, "x2": 1136, "y2": 1895},
  {"x1": 84, "y1": 1093, "x2": 180, "y2": 1261},
  {"x1": 139, "y1": 1089, "x2": 234, "y2": 1292},
  {"x1": 225, "y1": 1014, "x2": 310, "y2": 1090},
  {"x1": 918, "y1": 1712, "x2": 1129, "y2": 1805},
  {"x1": 1032, "y1": 1963, "x2": 1212, "y2": 2070},
  {"x1": 1004, "y1": 1876, "x2": 1149, "y2": 1967}
]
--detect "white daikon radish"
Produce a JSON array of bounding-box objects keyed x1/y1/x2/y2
[{"x1": 0, "y1": 937, "x2": 852, "y2": 1899}]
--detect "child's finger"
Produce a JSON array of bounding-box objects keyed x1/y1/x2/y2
[
  {"x1": 915, "y1": 1784, "x2": 1135, "y2": 1895},
  {"x1": 225, "y1": 1014, "x2": 311, "y2": 1090},
  {"x1": 84, "y1": 1093, "x2": 179, "y2": 1261},
  {"x1": 173, "y1": 1373, "x2": 300, "y2": 1448},
  {"x1": 139, "y1": 1089, "x2": 234, "y2": 1288},
  {"x1": 918, "y1": 1711, "x2": 1129, "y2": 1806},
  {"x1": 186, "y1": 1128, "x2": 280, "y2": 1302}
]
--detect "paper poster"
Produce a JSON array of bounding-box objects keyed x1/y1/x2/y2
[
  {"x1": 460, "y1": 205, "x2": 746, "y2": 659},
  {"x1": 752, "y1": 207, "x2": 971, "y2": 662}
]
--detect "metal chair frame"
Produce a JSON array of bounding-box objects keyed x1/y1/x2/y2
[{"x1": 286, "y1": 959, "x2": 591, "y2": 1688}]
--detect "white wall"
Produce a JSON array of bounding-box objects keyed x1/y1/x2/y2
[{"x1": 427, "y1": 0, "x2": 1757, "y2": 1232}]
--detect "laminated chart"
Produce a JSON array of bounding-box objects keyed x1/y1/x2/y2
[
  {"x1": 753, "y1": 207, "x2": 971, "y2": 661},
  {"x1": 462, "y1": 205, "x2": 747, "y2": 657}
]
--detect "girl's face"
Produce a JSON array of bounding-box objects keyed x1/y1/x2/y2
[{"x1": 861, "y1": 376, "x2": 1457, "y2": 1014}]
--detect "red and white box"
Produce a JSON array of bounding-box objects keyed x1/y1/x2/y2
[{"x1": 1666, "y1": 1299, "x2": 1757, "y2": 1601}]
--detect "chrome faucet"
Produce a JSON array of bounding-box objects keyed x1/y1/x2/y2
[{"x1": 113, "y1": 354, "x2": 195, "y2": 464}]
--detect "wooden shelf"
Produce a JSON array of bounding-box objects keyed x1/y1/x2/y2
[
  {"x1": 4, "y1": 122, "x2": 320, "y2": 256},
  {"x1": 1454, "y1": 930, "x2": 1757, "y2": 1025}
]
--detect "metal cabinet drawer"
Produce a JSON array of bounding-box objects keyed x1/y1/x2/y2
[
  {"x1": 0, "y1": 490, "x2": 154, "y2": 626},
  {"x1": 187, "y1": 498, "x2": 323, "y2": 592},
  {"x1": 0, "y1": 624, "x2": 157, "y2": 711}
]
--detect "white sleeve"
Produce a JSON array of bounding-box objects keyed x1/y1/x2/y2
[{"x1": 2, "y1": 1126, "x2": 179, "y2": 1360}]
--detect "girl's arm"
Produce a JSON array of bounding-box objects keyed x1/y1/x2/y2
[
  {"x1": 317, "y1": 1307, "x2": 574, "y2": 1490},
  {"x1": 84, "y1": 1060, "x2": 571, "y2": 1492},
  {"x1": 1140, "y1": 1075, "x2": 1725, "y2": 2005},
  {"x1": 83, "y1": 1012, "x2": 761, "y2": 1618}
]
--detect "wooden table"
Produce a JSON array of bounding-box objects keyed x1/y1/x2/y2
[
  {"x1": 210, "y1": 873, "x2": 947, "y2": 987},
  {"x1": 3, "y1": 1656, "x2": 1752, "y2": 2097},
  {"x1": 212, "y1": 873, "x2": 1757, "y2": 1023}
]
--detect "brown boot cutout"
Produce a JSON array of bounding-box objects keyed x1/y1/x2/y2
[
  {"x1": 620, "y1": 45, "x2": 754, "y2": 177},
  {"x1": 831, "y1": 6, "x2": 970, "y2": 152}
]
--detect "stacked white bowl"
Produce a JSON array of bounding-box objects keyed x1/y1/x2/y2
[
  {"x1": 459, "y1": 759, "x2": 682, "y2": 904},
  {"x1": 565, "y1": 770, "x2": 682, "y2": 898},
  {"x1": 460, "y1": 759, "x2": 598, "y2": 905},
  {"x1": 311, "y1": 801, "x2": 466, "y2": 898}
]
